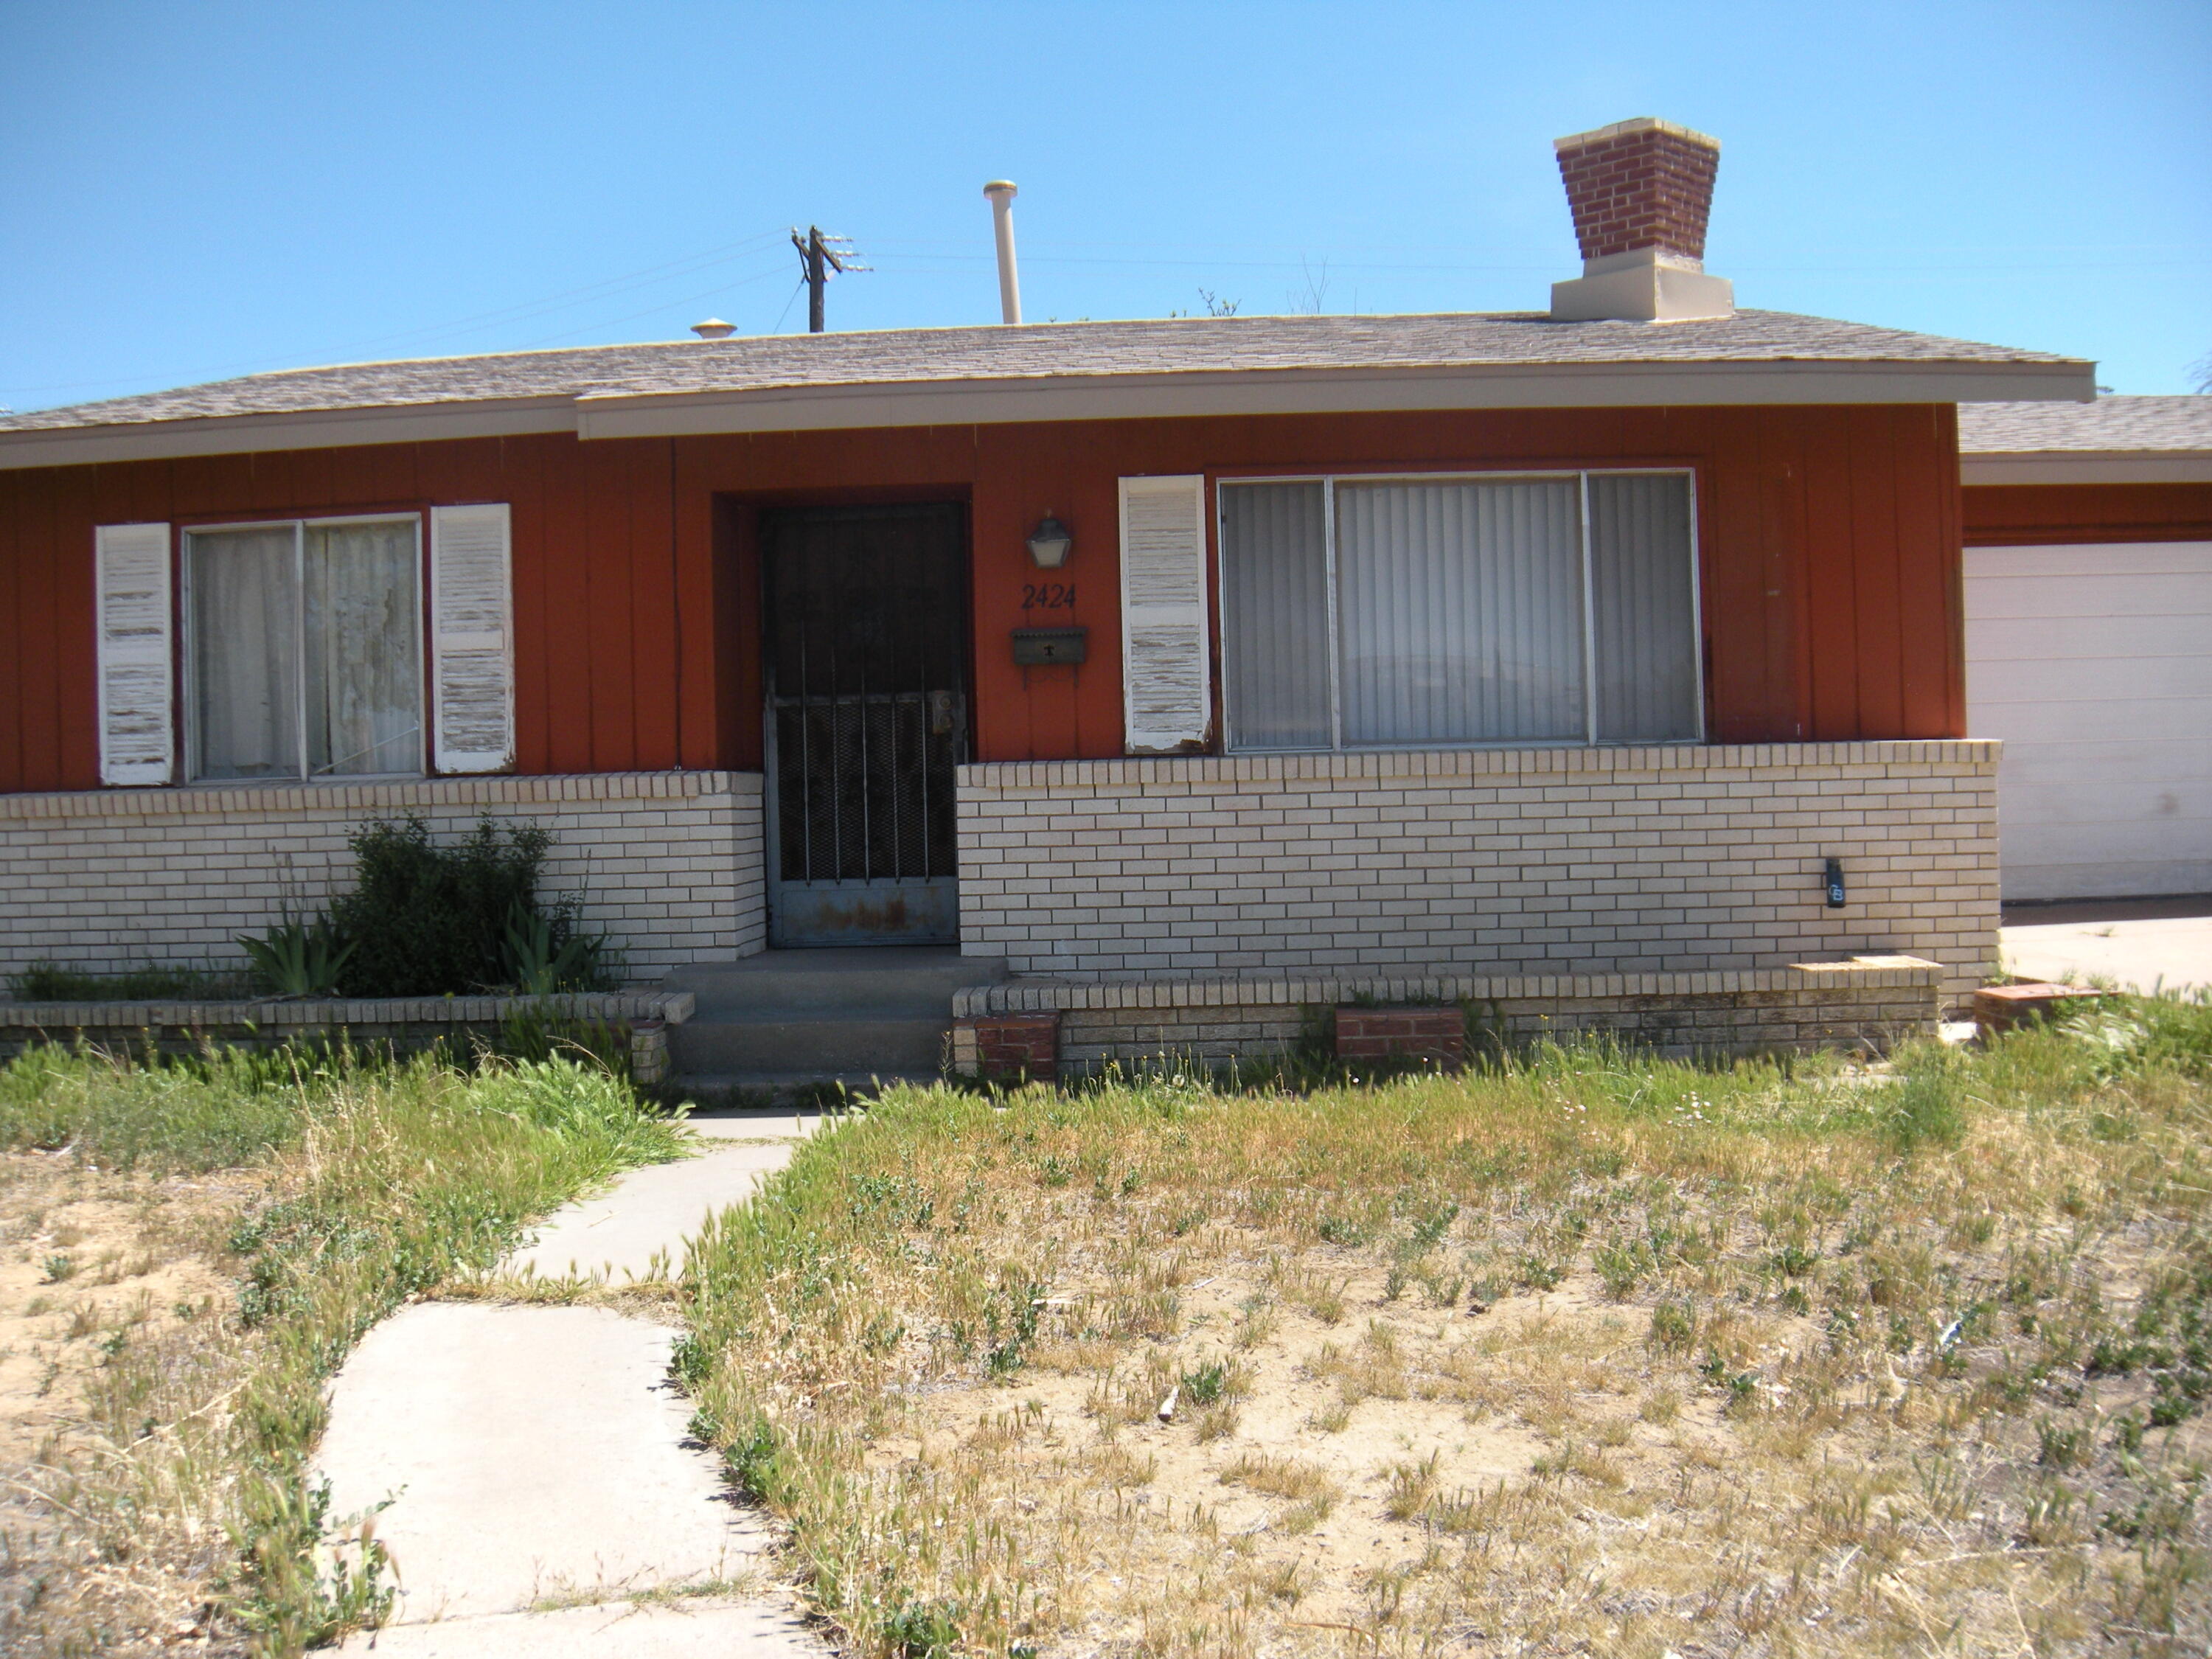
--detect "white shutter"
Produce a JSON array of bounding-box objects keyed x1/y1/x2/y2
[
  {"x1": 431, "y1": 504, "x2": 515, "y2": 773},
  {"x1": 1119, "y1": 474, "x2": 1213, "y2": 754},
  {"x1": 94, "y1": 523, "x2": 174, "y2": 786}
]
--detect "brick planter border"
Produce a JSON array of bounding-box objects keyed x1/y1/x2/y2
[
  {"x1": 0, "y1": 990, "x2": 695, "y2": 1074},
  {"x1": 950, "y1": 956, "x2": 1940, "y2": 1075}
]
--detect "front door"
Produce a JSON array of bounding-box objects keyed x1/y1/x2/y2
[{"x1": 762, "y1": 503, "x2": 969, "y2": 946}]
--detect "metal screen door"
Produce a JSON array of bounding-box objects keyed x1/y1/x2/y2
[{"x1": 762, "y1": 503, "x2": 969, "y2": 946}]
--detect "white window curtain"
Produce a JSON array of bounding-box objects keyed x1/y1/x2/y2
[
  {"x1": 189, "y1": 526, "x2": 300, "y2": 780},
  {"x1": 1220, "y1": 472, "x2": 1699, "y2": 752},
  {"x1": 306, "y1": 520, "x2": 420, "y2": 776},
  {"x1": 187, "y1": 518, "x2": 422, "y2": 782}
]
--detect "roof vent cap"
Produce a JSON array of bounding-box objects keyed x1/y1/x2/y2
[
  {"x1": 690, "y1": 318, "x2": 737, "y2": 340},
  {"x1": 1548, "y1": 117, "x2": 1733, "y2": 323}
]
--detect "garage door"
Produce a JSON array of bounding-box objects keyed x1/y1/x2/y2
[{"x1": 1966, "y1": 541, "x2": 2212, "y2": 901}]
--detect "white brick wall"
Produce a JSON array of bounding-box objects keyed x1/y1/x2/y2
[
  {"x1": 0, "y1": 772, "x2": 766, "y2": 983},
  {"x1": 956, "y1": 743, "x2": 2001, "y2": 1006}
]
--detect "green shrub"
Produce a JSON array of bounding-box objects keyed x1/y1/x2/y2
[
  {"x1": 7, "y1": 961, "x2": 254, "y2": 1001},
  {"x1": 327, "y1": 815, "x2": 613, "y2": 998}
]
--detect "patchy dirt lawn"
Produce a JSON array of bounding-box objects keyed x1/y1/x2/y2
[
  {"x1": 0, "y1": 1150, "x2": 257, "y2": 1654},
  {"x1": 685, "y1": 1015, "x2": 2212, "y2": 1657}
]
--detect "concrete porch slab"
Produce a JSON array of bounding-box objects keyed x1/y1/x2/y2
[{"x1": 2001, "y1": 907, "x2": 2212, "y2": 994}]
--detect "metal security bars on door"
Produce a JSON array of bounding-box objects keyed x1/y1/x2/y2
[{"x1": 762, "y1": 503, "x2": 969, "y2": 945}]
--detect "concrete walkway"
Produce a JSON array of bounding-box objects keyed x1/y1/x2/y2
[
  {"x1": 322, "y1": 1108, "x2": 832, "y2": 1655},
  {"x1": 2002, "y1": 896, "x2": 2212, "y2": 994}
]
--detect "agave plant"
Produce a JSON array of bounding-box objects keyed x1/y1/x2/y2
[
  {"x1": 503, "y1": 902, "x2": 598, "y2": 996},
  {"x1": 239, "y1": 919, "x2": 355, "y2": 998}
]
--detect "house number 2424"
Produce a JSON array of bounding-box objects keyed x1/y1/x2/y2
[{"x1": 1020, "y1": 582, "x2": 1076, "y2": 610}]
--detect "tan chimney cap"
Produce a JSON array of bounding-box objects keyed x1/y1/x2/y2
[{"x1": 1554, "y1": 116, "x2": 1719, "y2": 153}]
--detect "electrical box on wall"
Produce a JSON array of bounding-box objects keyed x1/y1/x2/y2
[{"x1": 1012, "y1": 627, "x2": 1087, "y2": 666}]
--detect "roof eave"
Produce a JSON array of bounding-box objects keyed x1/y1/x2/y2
[
  {"x1": 577, "y1": 358, "x2": 2093, "y2": 439},
  {"x1": 0, "y1": 396, "x2": 579, "y2": 473},
  {"x1": 1961, "y1": 451, "x2": 2212, "y2": 486},
  {"x1": 0, "y1": 356, "x2": 2094, "y2": 472}
]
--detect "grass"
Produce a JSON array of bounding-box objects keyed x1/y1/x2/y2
[
  {"x1": 0, "y1": 1040, "x2": 686, "y2": 1657},
  {"x1": 681, "y1": 990, "x2": 2212, "y2": 1658}
]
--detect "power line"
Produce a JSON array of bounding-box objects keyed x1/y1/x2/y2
[
  {"x1": 506, "y1": 254, "x2": 801, "y2": 349},
  {"x1": 1, "y1": 229, "x2": 793, "y2": 402}
]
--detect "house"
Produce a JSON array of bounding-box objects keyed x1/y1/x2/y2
[
  {"x1": 0, "y1": 119, "x2": 2097, "y2": 1070},
  {"x1": 1959, "y1": 396, "x2": 2212, "y2": 900}
]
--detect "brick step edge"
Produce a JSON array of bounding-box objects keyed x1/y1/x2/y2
[
  {"x1": 0, "y1": 990, "x2": 696, "y2": 1028},
  {"x1": 954, "y1": 958, "x2": 1941, "y2": 1018}
]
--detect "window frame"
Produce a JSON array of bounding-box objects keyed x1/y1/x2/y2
[
  {"x1": 180, "y1": 510, "x2": 428, "y2": 785},
  {"x1": 1214, "y1": 467, "x2": 1705, "y2": 754}
]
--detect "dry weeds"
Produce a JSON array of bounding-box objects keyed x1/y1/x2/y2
[
  {"x1": 684, "y1": 1004, "x2": 2212, "y2": 1657},
  {"x1": 0, "y1": 1046, "x2": 687, "y2": 1657}
]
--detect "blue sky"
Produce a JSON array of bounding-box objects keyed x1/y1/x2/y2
[{"x1": 1, "y1": 0, "x2": 2205, "y2": 414}]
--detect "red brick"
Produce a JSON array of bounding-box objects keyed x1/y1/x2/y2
[
  {"x1": 1333, "y1": 1006, "x2": 1466, "y2": 1068},
  {"x1": 1972, "y1": 982, "x2": 2101, "y2": 1034},
  {"x1": 960, "y1": 1012, "x2": 1061, "y2": 1082}
]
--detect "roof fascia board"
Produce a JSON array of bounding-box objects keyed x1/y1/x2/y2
[
  {"x1": 0, "y1": 398, "x2": 578, "y2": 473},
  {"x1": 576, "y1": 361, "x2": 2096, "y2": 439},
  {"x1": 0, "y1": 361, "x2": 2096, "y2": 471},
  {"x1": 1962, "y1": 453, "x2": 2212, "y2": 485}
]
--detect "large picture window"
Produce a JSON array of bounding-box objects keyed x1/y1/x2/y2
[
  {"x1": 184, "y1": 515, "x2": 422, "y2": 781},
  {"x1": 1218, "y1": 471, "x2": 1700, "y2": 751}
]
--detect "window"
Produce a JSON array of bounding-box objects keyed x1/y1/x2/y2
[
  {"x1": 184, "y1": 515, "x2": 422, "y2": 780},
  {"x1": 1218, "y1": 471, "x2": 1700, "y2": 751}
]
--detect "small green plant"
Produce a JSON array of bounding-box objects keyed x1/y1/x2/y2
[
  {"x1": 1648, "y1": 1299, "x2": 1696, "y2": 1350},
  {"x1": 2037, "y1": 1417, "x2": 2093, "y2": 1470},
  {"x1": 1516, "y1": 1253, "x2": 1566, "y2": 1292},
  {"x1": 41, "y1": 1252, "x2": 76, "y2": 1283},
  {"x1": 504, "y1": 902, "x2": 602, "y2": 995},
  {"x1": 232, "y1": 1479, "x2": 397, "y2": 1649},
  {"x1": 1179, "y1": 1362, "x2": 1228, "y2": 1406},
  {"x1": 880, "y1": 1594, "x2": 964, "y2": 1658},
  {"x1": 721, "y1": 1413, "x2": 782, "y2": 1501},
  {"x1": 239, "y1": 918, "x2": 357, "y2": 998}
]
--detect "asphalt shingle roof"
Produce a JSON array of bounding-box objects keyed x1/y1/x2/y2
[
  {"x1": 1, "y1": 309, "x2": 2084, "y2": 434},
  {"x1": 1958, "y1": 394, "x2": 2212, "y2": 454}
]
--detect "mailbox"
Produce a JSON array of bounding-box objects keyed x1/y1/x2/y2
[{"x1": 1012, "y1": 627, "x2": 1088, "y2": 666}]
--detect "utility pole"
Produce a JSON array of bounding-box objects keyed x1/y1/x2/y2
[{"x1": 790, "y1": 225, "x2": 866, "y2": 333}]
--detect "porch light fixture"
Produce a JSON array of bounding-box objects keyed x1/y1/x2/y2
[{"x1": 1026, "y1": 512, "x2": 1073, "y2": 568}]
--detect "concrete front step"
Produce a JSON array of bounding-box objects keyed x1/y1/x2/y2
[
  {"x1": 671, "y1": 1012, "x2": 950, "y2": 1075},
  {"x1": 669, "y1": 1071, "x2": 940, "y2": 1106},
  {"x1": 663, "y1": 945, "x2": 1006, "y2": 1014},
  {"x1": 662, "y1": 945, "x2": 1007, "y2": 1082}
]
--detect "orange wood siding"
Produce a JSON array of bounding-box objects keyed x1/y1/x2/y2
[
  {"x1": 1963, "y1": 481, "x2": 2212, "y2": 546},
  {"x1": 0, "y1": 403, "x2": 1964, "y2": 792}
]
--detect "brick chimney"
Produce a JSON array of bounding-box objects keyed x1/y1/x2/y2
[{"x1": 1548, "y1": 118, "x2": 1733, "y2": 323}]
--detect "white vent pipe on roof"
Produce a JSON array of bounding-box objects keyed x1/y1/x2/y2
[{"x1": 983, "y1": 180, "x2": 1021, "y2": 324}]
